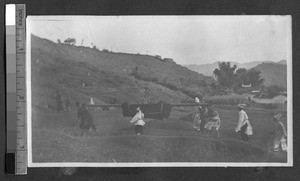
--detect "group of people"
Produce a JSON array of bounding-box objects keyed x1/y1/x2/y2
[
  {"x1": 55, "y1": 91, "x2": 288, "y2": 152},
  {"x1": 236, "y1": 103, "x2": 287, "y2": 152},
  {"x1": 192, "y1": 99, "x2": 221, "y2": 137},
  {"x1": 128, "y1": 100, "x2": 287, "y2": 153},
  {"x1": 191, "y1": 97, "x2": 287, "y2": 152},
  {"x1": 54, "y1": 91, "x2": 100, "y2": 136},
  {"x1": 192, "y1": 98, "x2": 252, "y2": 140},
  {"x1": 192, "y1": 103, "x2": 253, "y2": 141}
]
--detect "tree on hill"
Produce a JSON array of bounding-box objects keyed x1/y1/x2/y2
[
  {"x1": 246, "y1": 69, "x2": 264, "y2": 87},
  {"x1": 64, "y1": 38, "x2": 76, "y2": 45},
  {"x1": 234, "y1": 68, "x2": 264, "y2": 89},
  {"x1": 213, "y1": 62, "x2": 237, "y2": 90},
  {"x1": 214, "y1": 62, "x2": 264, "y2": 91},
  {"x1": 234, "y1": 68, "x2": 247, "y2": 89}
]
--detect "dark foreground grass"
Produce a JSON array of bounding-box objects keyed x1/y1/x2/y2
[{"x1": 32, "y1": 106, "x2": 287, "y2": 163}]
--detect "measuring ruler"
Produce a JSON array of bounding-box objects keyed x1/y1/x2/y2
[{"x1": 6, "y1": 4, "x2": 27, "y2": 175}]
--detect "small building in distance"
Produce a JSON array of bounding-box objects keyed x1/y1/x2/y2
[
  {"x1": 155, "y1": 55, "x2": 162, "y2": 59},
  {"x1": 162, "y1": 58, "x2": 175, "y2": 63}
]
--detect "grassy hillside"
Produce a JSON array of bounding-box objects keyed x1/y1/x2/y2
[
  {"x1": 253, "y1": 63, "x2": 287, "y2": 89},
  {"x1": 31, "y1": 34, "x2": 213, "y2": 106}
]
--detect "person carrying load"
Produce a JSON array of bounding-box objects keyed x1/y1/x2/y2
[
  {"x1": 203, "y1": 104, "x2": 221, "y2": 137},
  {"x1": 235, "y1": 104, "x2": 253, "y2": 141},
  {"x1": 77, "y1": 103, "x2": 100, "y2": 136}
]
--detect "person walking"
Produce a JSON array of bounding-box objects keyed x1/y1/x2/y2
[
  {"x1": 77, "y1": 103, "x2": 100, "y2": 136},
  {"x1": 85, "y1": 110, "x2": 101, "y2": 136},
  {"x1": 193, "y1": 97, "x2": 202, "y2": 131},
  {"x1": 203, "y1": 104, "x2": 221, "y2": 137},
  {"x1": 272, "y1": 113, "x2": 287, "y2": 152},
  {"x1": 130, "y1": 107, "x2": 145, "y2": 135},
  {"x1": 193, "y1": 107, "x2": 202, "y2": 131},
  {"x1": 199, "y1": 106, "x2": 208, "y2": 134},
  {"x1": 235, "y1": 104, "x2": 253, "y2": 141}
]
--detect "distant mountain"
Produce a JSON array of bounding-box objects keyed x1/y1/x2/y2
[
  {"x1": 31, "y1": 34, "x2": 214, "y2": 107},
  {"x1": 252, "y1": 62, "x2": 287, "y2": 89},
  {"x1": 184, "y1": 61, "x2": 273, "y2": 76},
  {"x1": 184, "y1": 60, "x2": 287, "y2": 89},
  {"x1": 277, "y1": 60, "x2": 287, "y2": 65}
]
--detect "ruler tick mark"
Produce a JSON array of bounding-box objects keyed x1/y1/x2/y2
[{"x1": 13, "y1": 5, "x2": 27, "y2": 175}]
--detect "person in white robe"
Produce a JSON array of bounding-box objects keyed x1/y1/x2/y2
[
  {"x1": 235, "y1": 104, "x2": 253, "y2": 141},
  {"x1": 130, "y1": 107, "x2": 145, "y2": 135}
]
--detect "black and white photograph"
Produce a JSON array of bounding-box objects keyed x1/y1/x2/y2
[{"x1": 26, "y1": 16, "x2": 292, "y2": 167}]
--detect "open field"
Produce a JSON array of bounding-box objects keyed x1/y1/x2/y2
[{"x1": 32, "y1": 105, "x2": 287, "y2": 163}]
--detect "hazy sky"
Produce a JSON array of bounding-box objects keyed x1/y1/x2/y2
[{"x1": 27, "y1": 16, "x2": 291, "y2": 65}]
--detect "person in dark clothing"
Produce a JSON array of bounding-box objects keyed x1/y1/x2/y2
[
  {"x1": 76, "y1": 102, "x2": 87, "y2": 135},
  {"x1": 203, "y1": 105, "x2": 221, "y2": 137},
  {"x1": 199, "y1": 106, "x2": 208, "y2": 134},
  {"x1": 85, "y1": 111, "x2": 100, "y2": 135},
  {"x1": 77, "y1": 103, "x2": 100, "y2": 136}
]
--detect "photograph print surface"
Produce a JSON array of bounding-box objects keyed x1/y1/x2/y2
[{"x1": 26, "y1": 16, "x2": 292, "y2": 167}]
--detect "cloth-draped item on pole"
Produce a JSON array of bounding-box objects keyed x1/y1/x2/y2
[{"x1": 121, "y1": 101, "x2": 173, "y2": 119}]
